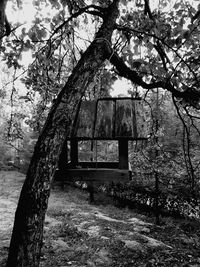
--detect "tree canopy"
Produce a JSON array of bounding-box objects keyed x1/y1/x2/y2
[{"x1": 1, "y1": 0, "x2": 200, "y2": 107}]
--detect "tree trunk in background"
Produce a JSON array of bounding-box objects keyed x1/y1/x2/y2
[
  {"x1": 0, "y1": 0, "x2": 8, "y2": 38},
  {"x1": 6, "y1": 1, "x2": 119, "y2": 266}
]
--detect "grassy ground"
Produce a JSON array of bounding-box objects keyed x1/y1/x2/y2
[{"x1": 0, "y1": 171, "x2": 200, "y2": 267}]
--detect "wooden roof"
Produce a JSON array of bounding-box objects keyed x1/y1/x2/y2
[{"x1": 68, "y1": 97, "x2": 148, "y2": 140}]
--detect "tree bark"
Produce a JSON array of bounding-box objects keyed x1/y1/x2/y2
[
  {"x1": 6, "y1": 1, "x2": 119, "y2": 266},
  {"x1": 0, "y1": 0, "x2": 7, "y2": 38}
]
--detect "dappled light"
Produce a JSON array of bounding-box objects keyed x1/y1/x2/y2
[{"x1": 0, "y1": 0, "x2": 200, "y2": 266}]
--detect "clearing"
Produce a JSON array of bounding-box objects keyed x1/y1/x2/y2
[{"x1": 0, "y1": 171, "x2": 200, "y2": 266}]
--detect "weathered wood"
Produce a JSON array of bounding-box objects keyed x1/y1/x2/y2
[
  {"x1": 56, "y1": 168, "x2": 131, "y2": 182},
  {"x1": 116, "y1": 100, "x2": 132, "y2": 137},
  {"x1": 75, "y1": 101, "x2": 96, "y2": 138},
  {"x1": 95, "y1": 100, "x2": 114, "y2": 138},
  {"x1": 66, "y1": 161, "x2": 119, "y2": 169},
  {"x1": 66, "y1": 136, "x2": 146, "y2": 141},
  {"x1": 68, "y1": 98, "x2": 148, "y2": 140}
]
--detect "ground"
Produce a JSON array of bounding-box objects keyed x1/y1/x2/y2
[{"x1": 0, "y1": 171, "x2": 200, "y2": 267}]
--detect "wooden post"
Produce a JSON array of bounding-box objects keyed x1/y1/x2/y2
[
  {"x1": 58, "y1": 138, "x2": 69, "y2": 170},
  {"x1": 118, "y1": 139, "x2": 129, "y2": 169},
  {"x1": 89, "y1": 140, "x2": 94, "y2": 202},
  {"x1": 58, "y1": 138, "x2": 69, "y2": 189},
  {"x1": 87, "y1": 181, "x2": 94, "y2": 203},
  {"x1": 70, "y1": 139, "x2": 78, "y2": 166}
]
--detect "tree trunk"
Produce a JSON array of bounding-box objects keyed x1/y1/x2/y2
[
  {"x1": 0, "y1": 0, "x2": 7, "y2": 38},
  {"x1": 6, "y1": 1, "x2": 119, "y2": 266}
]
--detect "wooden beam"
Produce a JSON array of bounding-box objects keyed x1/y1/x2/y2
[
  {"x1": 66, "y1": 137, "x2": 147, "y2": 141},
  {"x1": 70, "y1": 139, "x2": 78, "y2": 166},
  {"x1": 118, "y1": 139, "x2": 129, "y2": 169},
  {"x1": 58, "y1": 139, "x2": 69, "y2": 170},
  {"x1": 69, "y1": 161, "x2": 119, "y2": 169},
  {"x1": 55, "y1": 168, "x2": 131, "y2": 183}
]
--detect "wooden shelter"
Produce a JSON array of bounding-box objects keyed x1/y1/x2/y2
[{"x1": 55, "y1": 97, "x2": 148, "y2": 186}]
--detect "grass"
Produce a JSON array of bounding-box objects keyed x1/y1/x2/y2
[{"x1": 1, "y1": 173, "x2": 200, "y2": 266}]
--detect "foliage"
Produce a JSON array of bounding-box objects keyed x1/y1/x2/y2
[
  {"x1": 1, "y1": 0, "x2": 200, "y2": 134},
  {"x1": 1, "y1": 0, "x2": 200, "y2": 265},
  {"x1": 1, "y1": 0, "x2": 200, "y2": 104},
  {"x1": 106, "y1": 89, "x2": 200, "y2": 219}
]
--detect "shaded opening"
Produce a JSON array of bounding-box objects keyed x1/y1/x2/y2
[{"x1": 77, "y1": 140, "x2": 118, "y2": 162}]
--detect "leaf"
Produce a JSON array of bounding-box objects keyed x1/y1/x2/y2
[
  {"x1": 173, "y1": 2, "x2": 181, "y2": 9},
  {"x1": 37, "y1": 28, "x2": 47, "y2": 39},
  {"x1": 173, "y1": 25, "x2": 183, "y2": 36},
  {"x1": 182, "y1": 30, "x2": 190, "y2": 39},
  {"x1": 28, "y1": 29, "x2": 38, "y2": 42},
  {"x1": 48, "y1": 0, "x2": 61, "y2": 9},
  {"x1": 60, "y1": 0, "x2": 67, "y2": 7},
  {"x1": 147, "y1": 41, "x2": 154, "y2": 51}
]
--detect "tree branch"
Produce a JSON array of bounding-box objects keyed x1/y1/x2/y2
[
  {"x1": 115, "y1": 25, "x2": 199, "y2": 87},
  {"x1": 85, "y1": 10, "x2": 103, "y2": 17},
  {"x1": 144, "y1": 0, "x2": 153, "y2": 20},
  {"x1": 51, "y1": 5, "x2": 104, "y2": 38},
  {"x1": 106, "y1": 49, "x2": 200, "y2": 108}
]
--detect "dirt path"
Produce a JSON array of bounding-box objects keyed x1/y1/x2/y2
[
  {"x1": 0, "y1": 172, "x2": 24, "y2": 251},
  {"x1": 0, "y1": 171, "x2": 200, "y2": 267},
  {"x1": 42, "y1": 187, "x2": 172, "y2": 267}
]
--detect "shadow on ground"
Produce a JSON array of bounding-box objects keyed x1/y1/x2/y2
[{"x1": 0, "y1": 171, "x2": 200, "y2": 267}]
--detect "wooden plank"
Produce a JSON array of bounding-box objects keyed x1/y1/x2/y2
[
  {"x1": 65, "y1": 137, "x2": 147, "y2": 141},
  {"x1": 76, "y1": 101, "x2": 96, "y2": 138},
  {"x1": 66, "y1": 98, "x2": 149, "y2": 140},
  {"x1": 115, "y1": 99, "x2": 138, "y2": 138},
  {"x1": 65, "y1": 161, "x2": 119, "y2": 169},
  {"x1": 95, "y1": 100, "x2": 114, "y2": 138},
  {"x1": 55, "y1": 168, "x2": 131, "y2": 182},
  {"x1": 77, "y1": 161, "x2": 119, "y2": 169}
]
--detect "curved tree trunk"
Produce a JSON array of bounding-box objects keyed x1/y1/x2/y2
[{"x1": 6, "y1": 1, "x2": 119, "y2": 266}]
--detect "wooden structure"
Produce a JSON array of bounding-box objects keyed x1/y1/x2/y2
[{"x1": 55, "y1": 97, "x2": 148, "y2": 189}]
